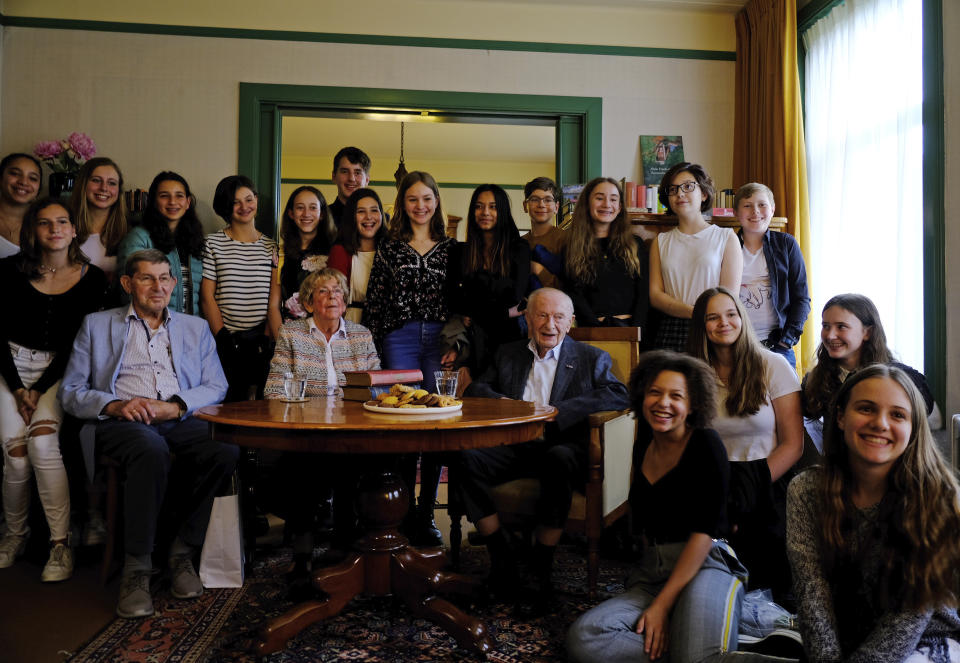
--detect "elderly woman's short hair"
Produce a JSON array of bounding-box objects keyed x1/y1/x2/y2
[{"x1": 299, "y1": 267, "x2": 349, "y2": 312}]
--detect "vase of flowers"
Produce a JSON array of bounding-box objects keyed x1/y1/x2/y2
[{"x1": 34, "y1": 132, "x2": 97, "y2": 197}]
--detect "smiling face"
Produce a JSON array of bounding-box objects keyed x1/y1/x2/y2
[
  {"x1": 230, "y1": 186, "x2": 258, "y2": 226},
  {"x1": 307, "y1": 275, "x2": 347, "y2": 324},
  {"x1": 642, "y1": 370, "x2": 690, "y2": 437},
  {"x1": 288, "y1": 190, "x2": 321, "y2": 239},
  {"x1": 2, "y1": 157, "x2": 41, "y2": 206},
  {"x1": 704, "y1": 293, "x2": 742, "y2": 348},
  {"x1": 667, "y1": 170, "x2": 703, "y2": 215},
  {"x1": 355, "y1": 195, "x2": 382, "y2": 240},
  {"x1": 523, "y1": 188, "x2": 559, "y2": 225},
  {"x1": 85, "y1": 165, "x2": 120, "y2": 210},
  {"x1": 736, "y1": 191, "x2": 774, "y2": 237},
  {"x1": 839, "y1": 376, "x2": 912, "y2": 474},
  {"x1": 155, "y1": 180, "x2": 189, "y2": 223},
  {"x1": 473, "y1": 190, "x2": 498, "y2": 232},
  {"x1": 821, "y1": 305, "x2": 871, "y2": 370},
  {"x1": 34, "y1": 203, "x2": 76, "y2": 253},
  {"x1": 588, "y1": 181, "x2": 621, "y2": 234},
  {"x1": 121, "y1": 259, "x2": 176, "y2": 319},
  {"x1": 525, "y1": 289, "x2": 573, "y2": 356},
  {"x1": 333, "y1": 157, "x2": 369, "y2": 203},
  {"x1": 404, "y1": 181, "x2": 438, "y2": 228}
]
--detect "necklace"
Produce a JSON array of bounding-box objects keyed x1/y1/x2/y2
[{"x1": 39, "y1": 263, "x2": 58, "y2": 274}]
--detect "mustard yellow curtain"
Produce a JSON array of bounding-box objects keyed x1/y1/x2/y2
[{"x1": 734, "y1": 0, "x2": 813, "y2": 375}]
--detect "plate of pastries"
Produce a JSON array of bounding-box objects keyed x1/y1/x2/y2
[{"x1": 363, "y1": 384, "x2": 463, "y2": 415}]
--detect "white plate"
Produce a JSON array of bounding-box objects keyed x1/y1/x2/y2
[{"x1": 363, "y1": 400, "x2": 463, "y2": 415}]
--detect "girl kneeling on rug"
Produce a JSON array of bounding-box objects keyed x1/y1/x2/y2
[
  {"x1": 787, "y1": 364, "x2": 960, "y2": 662},
  {"x1": 568, "y1": 350, "x2": 779, "y2": 663}
]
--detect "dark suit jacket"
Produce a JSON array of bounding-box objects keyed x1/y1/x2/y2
[{"x1": 465, "y1": 335, "x2": 629, "y2": 432}]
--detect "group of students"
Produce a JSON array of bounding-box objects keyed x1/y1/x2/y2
[{"x1": 0, "y1": 145, "x2": 958, "y2": 662}]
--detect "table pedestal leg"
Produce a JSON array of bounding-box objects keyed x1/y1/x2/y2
[{"x1": 254, "y1": 468, "x2": 494, "y2": 656}]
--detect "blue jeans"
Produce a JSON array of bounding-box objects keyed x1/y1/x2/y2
[
  {"x1": 567, "y1": 541, "x2": 781, "y2": 663},
  {"x1": 768, "y1": 344, "x2": 796, "y2": 370},
  {"x1": 383, "y1": 320, "x2": 444, "y2": 392}
]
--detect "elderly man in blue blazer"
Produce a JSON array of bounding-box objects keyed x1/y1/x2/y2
[
  {"x1": 60, "y1": 249, "x2": 238, "y2": 619},
  {"x1": 457, "y1": 287, "x2": 629, "y2": 614}
]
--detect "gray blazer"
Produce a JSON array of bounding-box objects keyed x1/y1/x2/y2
[{"x1": 465, "y1": 335, "x2": 629, "y2": 432}]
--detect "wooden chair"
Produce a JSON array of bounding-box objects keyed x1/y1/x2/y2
[{"x1": 450, "y1": 327, "x2": 640, "y2": 598}]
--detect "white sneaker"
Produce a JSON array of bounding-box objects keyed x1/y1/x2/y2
[
  {"x1": 0, "y1": 534, "x2": 27, "y2": 568},
  {"x1": 41, "y1": 543, "x2": 74, "y2": 582}
]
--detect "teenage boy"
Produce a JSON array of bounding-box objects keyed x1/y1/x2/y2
[
  {"x1": 521, "y1": 177, "x2": 565, "y2": 290},
  {"x1": 330, "y1": 147, "x2": 371, "y2": 227}
]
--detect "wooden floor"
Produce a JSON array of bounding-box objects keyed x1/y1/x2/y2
[{"x1": 0, "y1": 484, "x2": 458, "y2": 663}]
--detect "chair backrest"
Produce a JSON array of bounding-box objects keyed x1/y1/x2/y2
[{"x1": 567, "y1": 327, "x2": 641, "y2": 385}]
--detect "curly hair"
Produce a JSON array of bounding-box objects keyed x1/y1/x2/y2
[
  {"x1": 563, "y1": 177, "x2": 642, "y2": 285},
  {"x1": 803, "y1": 294, "x2": 891, "y2": 420},
  {"x1": 69, "y1": 157, "x2": 128, "y2": 255},
  {"x1": 629, "y1": 350, "x2": 718, "y2": 431},
  {"x1": 464, "y1": 184, "x2": 521, "y2": 278},
  {"x1": 687, "y1": 287, "x2": 768, "y2": 416},
  {"x1": 819, "y1": 364, "x2": 960, "y2": 611},
  {"x1": 389, "y1": 171, "x2": 447, "y2": 243}
]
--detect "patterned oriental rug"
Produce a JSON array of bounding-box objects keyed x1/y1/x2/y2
[{"x1": 67, "y1": 543, "x2": 630, "y2": 662}]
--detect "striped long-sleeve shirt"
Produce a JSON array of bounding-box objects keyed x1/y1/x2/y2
[{"x1": 201, "y1": 230, "x2": 277, "y2": 332}]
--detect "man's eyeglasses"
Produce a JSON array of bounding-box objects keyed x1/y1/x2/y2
[{"x1": 526, "y1": 196, "x2": 557, "y2": 206}]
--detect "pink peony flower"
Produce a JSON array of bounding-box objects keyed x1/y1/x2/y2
[
  {"x1": 34, "y1": 140, "x2": 63, "y2": 159},
  {"x1": 67, "y1": 132, "x2": 96, "y2": 161}
]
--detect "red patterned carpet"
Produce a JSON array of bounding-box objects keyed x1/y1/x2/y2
[{"x1": 67, "y1": 543, "x2": 629, "y2": 662}]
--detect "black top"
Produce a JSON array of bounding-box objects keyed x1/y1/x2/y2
[
  {"x1": 0, "y1": 256, "x2": 107, "y2": 394},
  {"x1": 329, "y1": 198, "x2": 345, "y2": 229},
  {"x1": 630, "y1": 426, "x2": 729, "y2": 543},
  {"x1": 447, "y1": 238, "x2": 530, "y2": 374},
  {"x1": 563, "y1": 236, "x2": 649, "y2": 328}
]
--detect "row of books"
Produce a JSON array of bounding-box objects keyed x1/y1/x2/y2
[{"x1": 341, "y1": 369, "x2": 423, "y2": 402}]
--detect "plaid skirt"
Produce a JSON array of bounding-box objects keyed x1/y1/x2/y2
[{"x1": 654, "y1": 315, "x2": 690, "y2": 352}]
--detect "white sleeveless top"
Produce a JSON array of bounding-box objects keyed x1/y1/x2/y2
[{"x1": 658, "y1": 224, "x2": 733, "y2": 306}]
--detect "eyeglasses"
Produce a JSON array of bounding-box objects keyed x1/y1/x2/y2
[
  {"x1": 316, "y1": 287, "x2": 344, "y2": 298},
  {"x1": 526, "y1": 196, "x2": 557, "y2": 206},
  {"x1": 665, "y1": 181, "x2": 698, "y2": 196}
]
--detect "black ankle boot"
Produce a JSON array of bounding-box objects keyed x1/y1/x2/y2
[{"x1": 410, "y1": 502, "x2": 443, "y2": 547}]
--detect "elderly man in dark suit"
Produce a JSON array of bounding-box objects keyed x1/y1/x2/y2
[{"x1": 457, "y1": 287, "x2": 629, "y2": 612}]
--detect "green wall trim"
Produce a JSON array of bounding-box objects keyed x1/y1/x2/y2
[
  {"x1": 0, "y1": 13, "x2": 735, "y2": 62},
  {"x1": 282, "y1": 178, "x2": 524, "y2": 190},
  {"x1": 240, "y1": 83, "x2": 601, "y2": 234},
  {"x1": 921, "y1": 0, "x2": 945, "y2": 410}
]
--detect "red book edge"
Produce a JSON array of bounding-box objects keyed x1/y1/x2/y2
[{"x1": 343, "y1": 369, "x2": 424, "y2": 386}]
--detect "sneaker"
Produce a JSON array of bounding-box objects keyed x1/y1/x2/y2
[
  {"x1": 82, "y1": 511, "x2": 107, "y2": 546},
  {"x1": 169, "y1": 554, "x2": 203, "y2": 599},
  {"x1": 41, "y1": 543, "x2": 74, "y2": 582},
  {"x1": 117, "y1": 570, "x2": 154, "y2": 618},
  {"x1": 0, "y1": 534, "x2": 27, "y2": 568}
]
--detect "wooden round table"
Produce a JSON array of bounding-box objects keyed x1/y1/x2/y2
[{"x1": 195, "y1": 397, "x2": 556, "y2": 656}]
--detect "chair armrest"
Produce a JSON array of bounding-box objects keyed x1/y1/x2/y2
[{"x1": 588, "y1": 408, "x2": 631, "y2": 427}]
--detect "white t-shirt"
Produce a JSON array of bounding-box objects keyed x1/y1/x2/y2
[
  {"x1": 79, "y1": 233, "x2": 117, "y2": 278},
  {"x1": 346, "y1": 251, "x2": 376, "y2": 324},
  {"x1": 712, "y1": 350, "x2": 799, "y2": 462},
  {"x1": 0, "y1": 235, "x2": 18, "y2": 258},
  {"x1": 739, "y1": 245, "x2": 777, "y2": 340},
  {"x1": 658, "y1": 224, "x2": 733, "y2": 306}
]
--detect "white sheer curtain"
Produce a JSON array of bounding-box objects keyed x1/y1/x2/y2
[{"x1": 804, "y1": 0, "x2": 924, "y2": 371}]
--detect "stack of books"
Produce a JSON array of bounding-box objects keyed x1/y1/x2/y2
[{"x1": 341, "y1": 369, "x2": 424, "y2": 402}]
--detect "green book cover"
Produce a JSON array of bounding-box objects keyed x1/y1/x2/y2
[{"x1": 640, "y1": 135, "x2": 684, "y2": 186}]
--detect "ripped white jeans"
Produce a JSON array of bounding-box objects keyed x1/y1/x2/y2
[{"x1": 0, "y1": 342, "x2": 69, "y2": 541}]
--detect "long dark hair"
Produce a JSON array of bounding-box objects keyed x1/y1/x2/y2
[
  {"x1": 336, "y1": 187, "x2": 386, "y2": 256},
  {"x1": 819, "y1": 364, "x2": 960, "y2": 611},
  {"x1": 280, "y1": 185, "x2": 334, "y2": 259},
  {"x1": 18, "y1": 197, "x2": 88, "y2": 278},
  {"x1": 803, "y1": 294, "x2": 892, "y2": 419},
  {"x1": 464, "y1": 184, "x2": 520, "y2": 278},
  {"x1": 69, "y1": 156, "x2": 128, "y2": 255},
  {"x1": 142, "y1": 171, "x2": 205, "y2": 258},
  {"x1": 389, "y1": 171, "x2": 447, "y2": 242}
]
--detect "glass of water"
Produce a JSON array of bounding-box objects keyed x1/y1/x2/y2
[
  {"x1": 433, "y1": 370, "x2": 458, "y2": 398},
  {"x1": 283, "y1": 372, "x2": 307, "y2": 400}
]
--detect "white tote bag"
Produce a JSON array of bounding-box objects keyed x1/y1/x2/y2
[{"x1": 199, "y1": 493, "x2": 245, "y2": 588}]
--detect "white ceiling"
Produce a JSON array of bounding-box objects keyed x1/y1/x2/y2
[{"x1": 281, "y1": 115, "x2": 556, "y2": 163}]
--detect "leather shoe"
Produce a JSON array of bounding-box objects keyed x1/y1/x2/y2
[
  {"x1": 409, "y1": 515, "x2": 444, "y2": 547},
  {"x1": 169, "y1": 554, "x2": 204, "y2": 599},
  {"x1": 117, "y1": 570, "x2": 154, "y2": 618}
]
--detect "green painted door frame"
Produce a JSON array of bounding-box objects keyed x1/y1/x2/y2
[{"x1": 238, "y1": 83, "x2": 602, "y2": 235}]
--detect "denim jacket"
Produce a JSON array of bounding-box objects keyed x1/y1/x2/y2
[
  {"x1": 737, "y1": 229, "x2": 810, "y2": 348},
  {"x1": 116, "y1": 226, "x2": 204, "y2": 315}
]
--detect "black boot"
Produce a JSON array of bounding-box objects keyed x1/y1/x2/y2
[
  {"x1": 515, "y1": 542, "x2": 556, "y2": 618},
  {"x1": 410, "y1": 499, "x2": 444, "y2": 547},
  {"x1": 483, "y1": 529, "x2": 519, "y2": 602}
]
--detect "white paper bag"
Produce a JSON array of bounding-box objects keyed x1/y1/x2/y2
[{"x1": 199, "y1": 493, "x2": 245, "y2": 588}]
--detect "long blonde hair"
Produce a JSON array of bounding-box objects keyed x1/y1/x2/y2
[
  {"x1": 819, "y1": 364, "x2": 960, "y2": 611},
  {"x1": 563, "y1": 177, "x2": 642, "y2": 285},
  {"x1": 69, "y1": 157, "x2": 128, "y2": 255}
]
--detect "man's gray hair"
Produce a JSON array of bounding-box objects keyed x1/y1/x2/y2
[
  {"x1": 124, "y1": 249, "x2": 171, "y2": 277},
  {"x1": 527, "y1": 287, "x2": 574, "y2": 315}
]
